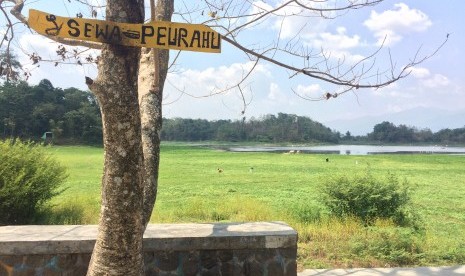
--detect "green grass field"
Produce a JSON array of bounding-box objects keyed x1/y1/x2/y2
[{"x1": 46, "y1": 144, "x2": 465, "y2": 269}]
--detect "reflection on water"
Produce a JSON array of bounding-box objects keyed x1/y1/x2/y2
[{"x1": 228, "y1": 145, "x2": 465, "y2": 155}]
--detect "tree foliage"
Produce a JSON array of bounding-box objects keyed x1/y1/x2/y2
[
  {"x1": 368, "y1": 121, "x2": 464, "y2": 144},
  {"x1": 0, "y1": 79, "x2": 102, "y2": 143},
  {"x1": 162, "y1": 113, "x2": 339, "y2": 143}
]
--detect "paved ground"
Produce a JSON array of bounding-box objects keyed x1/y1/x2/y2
[{"x1": 298, "y1": 265, "x2": 465, "y2": 276}]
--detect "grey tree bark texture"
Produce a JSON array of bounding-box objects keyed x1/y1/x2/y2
[
  {"x1": 139, "y1": 0, "x2": 174, "y2": 228},
  {"x1": 86, "y1": 0, "x2": 147, "y2": 275}
]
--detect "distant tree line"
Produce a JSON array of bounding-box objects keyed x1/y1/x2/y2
[
  {"x1": 161, "y1": 117, "x2": 464, "y2": 145},
  {"x1": 365, "y1": 121, "x2": 465, "y2": 144},
  {"x1": 0, "y1": 79, "x2": 102, "y2": 144},
  {"x1": 161, "y1": 113, "x2": 340, "y2": 143},
  {"x1": 1, "y1": 80, "x2": 464, "y2": 145}
]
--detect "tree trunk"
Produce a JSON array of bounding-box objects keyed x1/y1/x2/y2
[
  {"x1": 86, "y1": 1, "x2": 145, "y2": 275},
  {"x1": 139, "y1": 0, "x2": 174, "y2": 227}
]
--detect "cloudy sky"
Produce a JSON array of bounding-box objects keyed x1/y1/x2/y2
[{"x1": 6, "y1": 1, "x2": 465, "y2": 134}]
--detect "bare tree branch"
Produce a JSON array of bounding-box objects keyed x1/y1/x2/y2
[
  {"x1": 222, "y1": 31, "x2": 449, "y2": 100},
  {"x1": 171, "y1": 0, "x2": 448, "y2": 104}
]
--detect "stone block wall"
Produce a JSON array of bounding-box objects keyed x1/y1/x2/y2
[{"x1": 0, "y1": 222, "x2": 297, "y2": 276}]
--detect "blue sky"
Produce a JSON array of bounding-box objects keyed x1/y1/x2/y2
[{"x1": 6, "y1": 1, "x2": 465, "y2": 134}]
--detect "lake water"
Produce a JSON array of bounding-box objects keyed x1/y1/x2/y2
[{"x1": 228, "y1": 145, "x2": 465, "y2": 155}]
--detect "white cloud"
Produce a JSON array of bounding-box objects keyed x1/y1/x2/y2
[
  {"x1": 267, "y1": 82, "x2": 287, "y2": 102},
  {"x1": 246, "y1": 0, "x2": 329, "y2": 39},
  {"x1": 244, "y1": 1, "x2": 366, "y2": 67},
  {"x1": 165, "y1": 61, "x2": 272, "y2": 104},
  {"x1": 306, "y1": 27, "x2": 365, "y2": 64},
  {"x1": 370, "y1": 82, "x2": 400, "y2": 97},
  {"x1": 409, "y1": 67, "x2": 431, "y2": 79},
  {"x1": 401, "y1": 67, "x2": 450, "y2": 91},
  {"x1": 295, "y1": 83, "x2": 323, "y2": 99},
  {"x1": 168, "y1": 62, "x2": 270, "y2": 97},
  {"x1": 250, "y1": 1, "x2": 274, "y2": 19},
  {"x1": 163, "y1": 61, "x2": 279, "y2": 119},
  {"x1": 423, "y1": 74, "x2": 450, "y2": 88},
  {"x1": 315, "y1": 27, "x2": 361, "y2": 50},
  {"x1": 267, "y1": 83, "x2": 279, "y2": 100},
  {"x1": 275, "y1": 11, "x2": 329, "y2": 40},
  {"x1": 246, "y1": 1, "x2": 274, "y2": 29},
  {"x1": 364, "y1": 3, "x2": 432, "y2": 46},
  {"x1": 386, "y1": 104, "x2": 405, "y2": 113}
]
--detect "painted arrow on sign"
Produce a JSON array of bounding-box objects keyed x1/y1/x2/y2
[{"x1": 28, "y1": 9, "x2": 221, "y2": 53}]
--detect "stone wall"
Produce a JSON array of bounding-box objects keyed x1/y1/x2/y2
[{"x1": 0, "y1": 222, "x2": 297, "y2": 276}]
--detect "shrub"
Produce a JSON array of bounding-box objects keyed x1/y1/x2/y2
[
  {"x1": 320, "y1": 169, "x2": 411, "y2": 225},
  {"x1": 0, "y1": 140, "x2": 67, "y2": 225}
]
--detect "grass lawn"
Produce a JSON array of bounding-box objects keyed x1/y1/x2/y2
[{"x1": 46, "y1": 143, "x2": 465, "y2": 269}]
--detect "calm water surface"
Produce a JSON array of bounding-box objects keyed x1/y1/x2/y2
[{"x1": 228, "y1": 145, "x2": 465, "y2": 155}]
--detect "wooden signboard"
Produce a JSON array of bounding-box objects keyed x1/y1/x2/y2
[{"x1": 28, "y1": 9, "x2": 221, "y2": 53}]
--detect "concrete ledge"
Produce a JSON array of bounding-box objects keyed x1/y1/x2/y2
[
  {"x1": 0, "y1": 221, "x2": 297, "y2": 255},
  {"x1": 0, "y1": 222, "x2": 297, "y2": 275}
]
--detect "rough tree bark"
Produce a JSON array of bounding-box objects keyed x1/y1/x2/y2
[
  {"x1": 139, "y1": 0, "x2": 174, "y2": 228},
  {"x1": 85, "y1": 0, "x2": 146, "y2": 275}
]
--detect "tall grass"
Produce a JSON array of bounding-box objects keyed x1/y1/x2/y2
[{"x1": 43, "y1": 144, "x2": 465, "y2": 268}]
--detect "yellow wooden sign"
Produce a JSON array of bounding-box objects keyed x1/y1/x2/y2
[{"x1": 28, "y1": 9, "x2": 221, "y2": 53}]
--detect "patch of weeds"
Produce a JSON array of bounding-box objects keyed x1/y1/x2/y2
[
  {"x1": 349, "y1": 227, "x2": 425, "y2": 266},
  {"x1": 36, "y1": 203, "x2": 85, "y2": 224},
  {"x1": 288, "y1": 201, "x2": 322, "y2": 224},
  {"x1": 171, "y1": 196, "x2": 275, "y2": 223},
  {"x1": 437, "y1": 243, "x2": 465, "y2": 263}
]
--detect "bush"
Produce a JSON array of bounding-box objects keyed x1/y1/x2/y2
[
  {"x1": 320, "y1": 169, "x2": 411, "y2": 225},
  {"x1": 0, "y1": 140, "x2": 67, "y2": 225}
]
